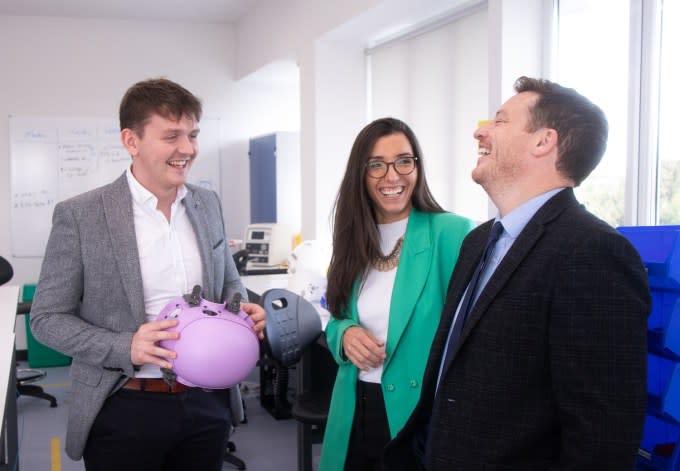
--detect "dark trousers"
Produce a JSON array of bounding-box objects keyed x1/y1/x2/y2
[
  {"x1": 344, "y1": 380, "x2": 391, "y2": 471},
  {"x1": 83, "y1": 388, "x2": 231, "y2": 471}
]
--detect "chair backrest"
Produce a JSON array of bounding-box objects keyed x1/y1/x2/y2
[
  {"x1": 303, "y1": 340, "x2": 337, "y2": 398},
  {"x1": 0, "y1": 256, "x2": 13, "y2": 285},
  {"x1": 261, "y1": 289, "x2": 322, "y2": 367},
  {"x1": 232, "y1": 249, "x2": 249, "y2": 275}
]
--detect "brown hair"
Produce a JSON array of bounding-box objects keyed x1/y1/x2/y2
[
  {"x1": 514, "y1": 76, "x2": 608, "y2": 186},
  {"x1": 325, "y1": 117, "x2": 444, "y2": 318},
  {"x1": 119, "y1": 78, "x2": 202, "y2": 136}
]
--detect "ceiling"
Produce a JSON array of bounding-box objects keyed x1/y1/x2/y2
[{"x1": 0, "y1": 0, "x2": 260, "y2": 24}]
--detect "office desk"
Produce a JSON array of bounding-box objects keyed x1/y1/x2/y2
[
  {"x1": 241, "y1": 273, "x2": 290, "y2": 303},
  {"x1": 0, "y1": 286, "x2": 19, "y2": 471}
]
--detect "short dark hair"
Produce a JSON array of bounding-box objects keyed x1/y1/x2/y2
[
  {"x1": 325, "y1": 117, "x2": 444, "y2": 317},
  {"x1": 119, "y1": 78, "x2": 202, "y2": 136},
  {"x1": 514, "y1": 76, "x2": 608, "y2": 186}
]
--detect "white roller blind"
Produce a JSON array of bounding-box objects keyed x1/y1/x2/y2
[{"x1": 368, "y1": 8, "x2": 490, "y2": 221}]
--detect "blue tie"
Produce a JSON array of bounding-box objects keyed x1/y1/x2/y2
[{"x1": 441, "y1": 221, "x2": 504, "y2": 373}]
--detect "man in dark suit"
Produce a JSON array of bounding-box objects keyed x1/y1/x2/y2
[
  {"x1": 30, "y1": 78, "x2": 265, "y2": 471},
  {"x1": 383, "y1": 76, "x2": 650, "y2": 470}
]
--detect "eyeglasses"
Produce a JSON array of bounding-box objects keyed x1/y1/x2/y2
[{"x1": 365, "y1": 156, "x2": 418, "y2": 179}]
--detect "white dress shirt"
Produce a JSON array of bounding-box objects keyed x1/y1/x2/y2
[{"x1": 125, "y1": 167, "x2": 203, "y2": 378}]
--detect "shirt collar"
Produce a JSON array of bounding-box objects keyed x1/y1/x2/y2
[
  {"x1": 497, "y1": 188, "x2": 565, "y2": 238},
  {"x1": 125, "y1": 166, "x2": 187, "y2": 208}
]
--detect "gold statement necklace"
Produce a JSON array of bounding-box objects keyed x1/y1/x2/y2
[{"x1": 372, "y1": 236, "x2": 404, "y2": 272}]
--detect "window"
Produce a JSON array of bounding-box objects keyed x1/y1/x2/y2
[
  {"x1": 554, "y1": 0, "x2": 679, "y2": 227},
  {"x1": 554, "y1": 0, "x2": 630, "y2": 226},
  {"x1": 656, "y1": 0, "x2": 680, "y2": 224}
]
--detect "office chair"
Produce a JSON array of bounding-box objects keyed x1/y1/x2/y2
[
  {"x1": 15, "y1": 301, "x2": 58, "y2": 407},
  {"x1": 224, "y1": 432, "x2": 246, "y2": 470},
  {"x1": 290, "y1": 341, "x2": 337, "y2": 471},
  {"x1": 241, "y1": 288, "x2": 292, "y2": 420},
  {"x1": 232, "y1": 249, "x2": 249, "y2": 276},
  {"x1": 261, "y1": 288, "x2": 333, "y2": 471}
]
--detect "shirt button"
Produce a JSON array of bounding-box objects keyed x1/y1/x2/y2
[
  {"x1": 410, "y1": 380, "x2": 418, "y2": 388},
  {"x1": 387, "y1": 384, "x2": 395, "y2": 392}
]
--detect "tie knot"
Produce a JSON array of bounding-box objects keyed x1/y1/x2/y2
[{"x1": 488, "y1": 221, "x2": 504, "y2": 245}]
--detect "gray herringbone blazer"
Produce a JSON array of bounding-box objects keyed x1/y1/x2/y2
[{"x1": 30, "y1": 173, "x2": 247, "y2": 460}]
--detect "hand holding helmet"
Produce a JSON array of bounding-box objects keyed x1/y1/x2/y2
[{"x1": 154, "y1": 286, "x2": 261, "y2": 389}]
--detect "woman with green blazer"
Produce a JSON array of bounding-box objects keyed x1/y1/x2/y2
[{"x1": 320, "y1": 118, "x2": 474, "y2": 471}]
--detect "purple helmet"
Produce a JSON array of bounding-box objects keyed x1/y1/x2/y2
[{"x1": 156, "y1": 286, "x2": 259, "y2": 389}]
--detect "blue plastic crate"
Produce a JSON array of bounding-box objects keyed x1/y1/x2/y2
[
  {"x1": 647, "y1": 290, "x2": 680, "y2": 333},
  {"x1": 619, "y1": 225, "x2": 680, "y2": 470},
  {"x1": 618, "y1": 225, "x2": 680, "y2": 291},
  {"x1": 648, "y1": 299, "x2": 680, "y2": 357},
  {"x1": 647, "y1": 355, "x2": 680, "y2": 423},
  {"x1": 637, "y1": 414, "x2": 680, "y2": 470}
]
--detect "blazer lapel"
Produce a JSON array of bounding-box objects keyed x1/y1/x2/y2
[
  {"x1": 460, "y1": 222, "x2": 545, "y2": 336},
  {"x1": 102, "y1": 174, "x2": 145, "y2": 324},
  {"x1": 384, "y1": 210, "x2": 432, "y2": 370},
  {"x1": 183, "y1": 189, "x2": 215, "y2": 300},
  {"x1": 426, "y1": 224, "x2": 488, "y2": 382},
  {"x1": 440, "y1": 230, "x2": 487, "y2": 327}
]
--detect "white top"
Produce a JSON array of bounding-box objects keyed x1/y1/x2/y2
[
  {"x1": 125, "y1": 167, "x2": 203, "y2": 378},
  {"x1": 357, "y1": 217, "x2": 408, "y2": 383}
]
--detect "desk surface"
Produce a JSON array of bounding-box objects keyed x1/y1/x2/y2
[
  {"x1": 0, "y1": 285, "x2": 19, "y2": 440},
  {"x1": 241, "y1": 273, "x2": 291, "y2": 298},
  {"x1": 0, "y1": 285, "x2": 19, "y2": 336},
  {"x1": 0, "y1": 332, "x2": 15, "y2": 421}
]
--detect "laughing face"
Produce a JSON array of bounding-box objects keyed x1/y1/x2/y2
[
  {"x1": 472, "y1": 91, "x2": 538, "y2": 191},
  {"x1": 124, "y1": 113, "x2": 199, "y2": 200},
  {"x1": 365, "y1": 132, "x2": 417, "y2": 224}
]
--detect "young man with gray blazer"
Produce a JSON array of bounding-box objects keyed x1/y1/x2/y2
[{"x1": 30, "y1": 78, "x2": 266, "y2": 471}]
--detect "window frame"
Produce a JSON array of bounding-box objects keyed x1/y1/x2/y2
[{"x1": 551, "y1": 0, "x2": 665, "y2": 226}]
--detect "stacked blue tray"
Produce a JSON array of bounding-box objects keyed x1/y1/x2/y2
[{"x1": 619, "y1": 225, "x2": 680, "y2": 470}]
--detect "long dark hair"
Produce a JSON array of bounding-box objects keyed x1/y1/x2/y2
[{"x1": 325, "y1": 117, "x2": 444, "y2": 318}]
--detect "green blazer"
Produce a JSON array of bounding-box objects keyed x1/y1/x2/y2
[{"x1": 319, "y1": 209, "x2": 474, "y2": 471}]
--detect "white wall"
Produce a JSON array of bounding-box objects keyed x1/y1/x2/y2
[
  {"x1": 370, "y1": 8, "x2": 490, "y2": 220},
  {"x1": 0, "y1": 0, "x2": 551, "y2": 348},
  {"x1": 238, "y1": 0, "x2": 487, "y2": 240},
  {"x1": 235, "y1": 0, "x2": 382, "y2": 78},
  {"x1": 300, "y1": 40, "x2": 367, "y2": 242},
  {"x1": 0, "y1": 15, "x2": 299, "y2": 347}
]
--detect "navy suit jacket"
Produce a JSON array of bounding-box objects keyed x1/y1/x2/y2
[{"x1": 383, "y1": 188, "x2": 650, "y2": 471}]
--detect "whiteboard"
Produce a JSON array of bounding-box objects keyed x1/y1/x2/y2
[{"x1": 9, "y1": 116, "x2": 221, "y2": 257}]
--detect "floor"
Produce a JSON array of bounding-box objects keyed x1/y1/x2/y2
[
  {"x1": 15, "y1": 362, "x2": 321, "y2": 471},
  {"x1": 14, "y1": 362, "x2": 660, "y2": 470}
]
